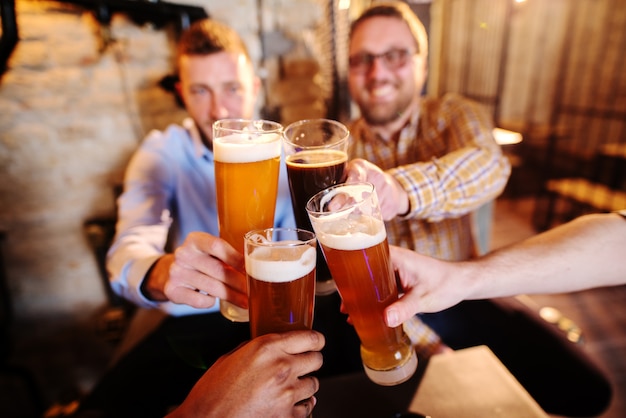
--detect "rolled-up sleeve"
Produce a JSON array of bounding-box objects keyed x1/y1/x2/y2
[
  {"x1": 107, "y1": 132, "x2": 175, "y2": 309},
  {"x1": 391, "y1": 145, "x2": 511, "y2": 222}
]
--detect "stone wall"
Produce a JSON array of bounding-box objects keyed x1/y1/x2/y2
[{"x1": 0, "y1": 0, "x2": 329, "y2": 327}]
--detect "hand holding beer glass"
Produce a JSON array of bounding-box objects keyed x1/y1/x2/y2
[
  {"x1": 306, "y1": 182, "x2": 417, "y2": 386},
  {"x1": 282, "y1": 118, "x2": 349, "y2": 295},
  {"x1": 244, "y1": 228, "x2": 317, "y2": 338},
  {"x1": 214, "y1": 119, "x2": 283, "y2": 322}
]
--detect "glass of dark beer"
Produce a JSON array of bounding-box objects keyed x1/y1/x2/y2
[
  {"x1": 282, "y1": 118, "x2": 349, "y2": 295},
  {"x1": 244, "y1": 227, "x2": 317, "y2": 338},
  {"x1": 306, "y1": 182, "x2": 417, "y2": 386}
]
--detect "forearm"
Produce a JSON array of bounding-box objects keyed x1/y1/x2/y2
[
  {"x1": 106, "y1": 215, "x2": 171, "y2": 305},
  {"x1": 465, "y1": 213, "x2": 626, "y2": 298}
]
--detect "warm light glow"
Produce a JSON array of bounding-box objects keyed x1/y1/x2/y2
[
  {"x1": 338, "y1": 0, "x2": 350, "y2": 10},
  {"x1": 493, "y1": 128, "x2": 523, "y2": 145}
]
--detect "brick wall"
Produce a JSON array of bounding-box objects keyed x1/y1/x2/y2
[{"x1": 0, "y1": 0, "x2": 327, "y2": 325}]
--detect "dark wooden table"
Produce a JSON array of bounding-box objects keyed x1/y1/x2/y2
[{"x1": 315, "y1": 345, "x2": 548, "y2": 418}]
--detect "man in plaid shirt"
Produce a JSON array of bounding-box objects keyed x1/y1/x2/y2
[
  {"x1": 342, "y1": 3, "x2": 612, "y2": 416},
  {"x1": 345, "y1": 2, "x2": 510, "y2": 356}
]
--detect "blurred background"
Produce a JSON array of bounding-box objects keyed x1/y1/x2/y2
[{"x1": 0, "y1": 0, "x2": 624, "y2": 416}]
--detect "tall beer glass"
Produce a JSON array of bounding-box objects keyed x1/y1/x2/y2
[
  {"x1": 283, "y1": 118, "x2": 349, "y2": 295},
  {"x1": 214, "y1": 119, "x2": 283, "y2": 322},
  {"x1": 244, "y1": 228, "x2": 317, "y2": 338},
  {"x1": 306, "y1": 182, "x2": 417, "y2": 386}
]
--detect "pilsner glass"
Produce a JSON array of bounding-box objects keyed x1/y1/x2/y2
[
  {"x1": 244, "y1": 228, "x2": 317, "y2": 338},
  {"x1": 214, "y1": 119, "x2": 283, "y2": 322},
  {"x1": 282, "y1": 118, "x2": 349, "y2": 296},
  {"x1": 306, "y1": 182, "x2": 417, "y2": 386}
]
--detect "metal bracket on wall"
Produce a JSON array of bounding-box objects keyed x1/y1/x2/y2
[
  {"x1": 0, "y1": 0, "x2": 17, "y2": 79},
  {"x1": 62, "y1": 0, "x2": 208, "y2": 31},
  {"x1": 64, "y1": 0, "x2": 209, "y2": 53},
  {"x1": 0, "y1": 0, "x2": 209, "y2": 77}
]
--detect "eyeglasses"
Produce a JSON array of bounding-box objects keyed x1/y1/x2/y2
[{"x1": 348, "y1": 48, "x2": 415, "y2": 73}]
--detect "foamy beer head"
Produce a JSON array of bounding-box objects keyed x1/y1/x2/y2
[
  {"x1": 244, "y1": 228, "x2": 317, "y2": 338},
  {"x1": 311, "y1": 208, "x2": 386, "y2": 251},
  {"x1": 213, "y1": 119, "x2": 282, "y2": 164},
  {"x1": 306, "y1": 182, "x2": 383, "y2": 240},
  {"x1": 213, "y1": 119, "x2": 283, "y2": 323}
]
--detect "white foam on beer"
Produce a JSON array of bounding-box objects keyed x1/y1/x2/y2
[
  {"x1": 314, "y1": 182, "x2": 374, "y2": 222},
  {"x1": 214, "y1": 133, "x2": 281, "y2": 163},
  {"x1": 246, "y1": 243, "x2": 316, "y2": 283},
  {"x1": 315, "y1": 215, "x2": 386, "y2": 251},
  {"x1": 285, "y1": 150, "x2": 348, "y2": 167},
  {"x1": 310, "y1": 183, "x2": 386, "y2": 250}
]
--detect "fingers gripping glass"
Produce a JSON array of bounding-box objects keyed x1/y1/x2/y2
[{"x1": 348, "y1": 48, "x2": 415, "y2": 73}]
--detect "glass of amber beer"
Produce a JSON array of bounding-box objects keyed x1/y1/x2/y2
[
  {"x1": 282, "y1": 118, "x2": 349, "y2": 296},
  {"x1": 306, "y1": 182, "x2": 417, "y2": 386},
  {"x1": 214, "y1": 119, "x2": 283, "y2": 322},
  {"x1": 244, "y1": 228, "x2": 317, "y2": 338}
]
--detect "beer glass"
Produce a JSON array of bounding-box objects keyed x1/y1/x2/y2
[
  {"x1": 282, "y1": 118, "x2": 349, "y2": 295},
  {"x1": 306, "y1": 182, "x2": 417, "y2": 386},
  {"x1": 214, "y1": 119, "x2": 283, "y2": 322},
  {"x1": 244, "y1": 228, "x2": 317, "y2": 338}
]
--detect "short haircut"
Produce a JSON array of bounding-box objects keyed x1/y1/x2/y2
[
  {"x1": 176, "y1": 18, "x2": 251, "y2": 64},
  {"x1": 350, "y1": 1, "x2": 428, "y2": 57}
]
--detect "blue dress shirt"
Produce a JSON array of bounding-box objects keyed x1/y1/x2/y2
[{"x1": 107, "y1": 118, "x2": 295, "y2": 316}]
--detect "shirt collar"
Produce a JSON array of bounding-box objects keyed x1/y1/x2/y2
[
  {"x1": 399, "y1": 107, "x2": 420, "y2": 141},
  {"x1": 355, "y1": 106, "x2": 421, "y2": 144},
  {"x1": 183, "y1": 118, "x2": 213, "y2": 161}
]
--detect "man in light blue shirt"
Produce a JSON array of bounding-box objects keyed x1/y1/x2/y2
[
  {"x1": 107, "y1": 21, "x2": 294, "y2": 317},
  {"x1": 85, "y1": 19, "x2": 360, "y2": 417},
  {"x1": 108, "y1": 120, "x2": 294, "y2": 316}
]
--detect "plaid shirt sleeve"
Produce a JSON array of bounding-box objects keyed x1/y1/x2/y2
[
  {"x1": 389, "y1": 95, "x2": 512, "y2": 222},
  {"x1": 403, "y1": 314, "x2": 445, "y2": 359}
]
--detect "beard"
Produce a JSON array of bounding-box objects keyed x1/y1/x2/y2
[
  {"x1": 356, "y1": 83, "x2": 415, "y2": 127},
  {"x1": 360, "y1": 100, "x2": 410, "y2": 126}
]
